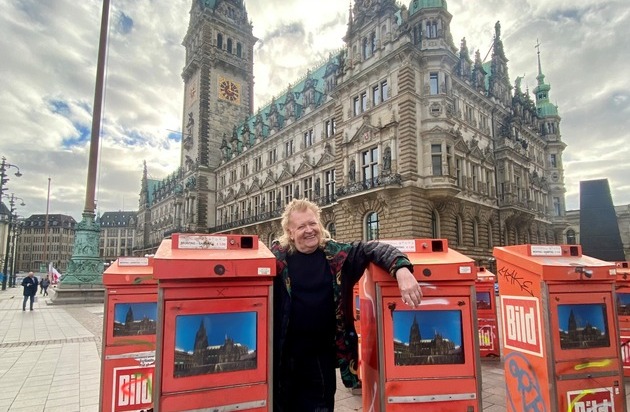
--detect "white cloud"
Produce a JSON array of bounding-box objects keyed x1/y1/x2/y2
[{"x1": 1, "y1": 0, "x2": 629, "y2": 220}]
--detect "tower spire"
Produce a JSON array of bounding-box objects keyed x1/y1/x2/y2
[
  {"x1": 533, "y1": 40, "x2": 557, "y2": 117},
  {"x1": 535, "y1": 39, "x2": 545, "y2": 85}
]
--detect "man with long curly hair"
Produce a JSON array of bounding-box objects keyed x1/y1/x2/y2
[{"x1": 271, "y1": 198, "x2": 422, "y2": 411}]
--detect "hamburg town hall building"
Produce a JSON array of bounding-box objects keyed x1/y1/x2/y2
[{"x1": 135, "y1": 0, "x2": 568, "y2": 266}]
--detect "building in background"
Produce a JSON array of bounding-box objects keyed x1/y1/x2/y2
[
  {"x1": 98, "y1": 211, "x2": 137, "y2": 265},
  {"x1": 566, "y1": 204, "x2": 630, "y2": 261},
  {"x1": 134, "y1": 0, "x2": 569, "y2": 265},
  {"x1": 15, "y1": 214, "x2": 76, "y2": 273}
]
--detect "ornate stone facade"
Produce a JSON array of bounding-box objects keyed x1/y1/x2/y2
[{"x1": 135, "y1": 0, "x2": 569, "y2": 264}]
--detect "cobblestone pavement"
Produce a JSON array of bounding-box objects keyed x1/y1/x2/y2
[{"x1": 2, "y1": 286, "x2": 630, "y2": 411}]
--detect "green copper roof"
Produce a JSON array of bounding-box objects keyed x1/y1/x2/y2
[
  {"x1": 231, "y1": 52, "x2": 342, "y2": 152},
  {"x1": 536, "y1": 101, "x2": 558, "y2": 117},
  {"x1": 534, "y1": 46, "x2": 558, "y2": 117},
  {"x1": 409, "y1": 0, "x2": 448, "y2": 16}
]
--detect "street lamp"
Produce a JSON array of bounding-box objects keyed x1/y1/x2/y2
[
  {"x1": 9, "y1": 218, "x2": 23, "y2": 287},
  {"x1": 0, "y1": 157, "x2": 22, "y2": 198},
  {"x1": 1, "y1": 193, "x2": 25, "y2": 290},
  {"x1": 0, "y1": 157, "x2": 22, "y2": 290}
]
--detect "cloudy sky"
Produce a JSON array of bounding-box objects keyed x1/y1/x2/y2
[{"x1": 1, "y1": 0, "x2": 628, "y2": 220}]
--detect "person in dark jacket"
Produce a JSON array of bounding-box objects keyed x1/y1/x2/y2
[
  {"x1": 40, "y1": 276, "x2": 50, "y2": 296},
  {"x1": 21, "y1": 272, "x2": 38, "y2": 311},
  {"x1": 271, "y1": 199, "x2": 422, "y2": 411}
]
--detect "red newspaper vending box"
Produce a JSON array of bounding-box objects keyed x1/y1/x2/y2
[
  {"x1": 360, "y1": 239, "x2": 481, "y2": 411},
  {"x1": 615, "y1": 261, "x2": 630, "y2": 376},
  {"x1": 100, "y1": 256, "x2": 158, "y2": 412},
  {"x1": 476, "y1": 267, "x2": 500, "y2": 358},
  {"x1": 494, "y1": 244, "x2": 626, "y2": 411},
  {"x1": 152, "y1": 234, "x2": 276, "y2": 412},
  {"x1": 353, "y1": 284, "x2": 363, "y2": 383}
]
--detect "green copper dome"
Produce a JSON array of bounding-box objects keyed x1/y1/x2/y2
[{"x1": 409, "y1": 0, "x2": 448, "y2": 16}]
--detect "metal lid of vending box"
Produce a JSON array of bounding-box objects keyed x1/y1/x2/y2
[
  {"x1": 616, "y1": 261, "x2": 630, "y2": 281},
  {"x1": 152, "y1": 233, "x2": 276, "y2": 280},
  {"x1": 493, "y1": 244, "x2": 616, "y2": 282},
  {"x1": 476, "y1": 266, "x2": 496, "y2": 283},
  {"x1": 103, "y1": 256, "x2": 157, "y2": 286},
  {"x1": 371, "y1": 239, "x2": 476, "y2": 282}
]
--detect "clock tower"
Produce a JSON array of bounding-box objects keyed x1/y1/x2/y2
[{"x1": 180, "y1": 0, "x2": 256, "y2": 231}]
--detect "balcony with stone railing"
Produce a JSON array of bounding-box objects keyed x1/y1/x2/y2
[{"x1": 335, "y1": 174, "x2": 402, "y2": 198}]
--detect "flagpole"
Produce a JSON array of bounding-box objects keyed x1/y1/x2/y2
[{"x1": 52, "y1": 0, "x2": 109, "y2": 303}]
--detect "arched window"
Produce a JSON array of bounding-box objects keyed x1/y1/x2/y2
[
  {"x1": 431, "y1": 210, "x2": 440, "y2": 238},
  {"x1": 566, "y1": 229, "x2": 576, "y2": 245},
  {"x1": 365, "y1": 212, "x2": 379, "y2": 241},
  {"x1": 236, "y1": 42, "x2": 242, "y2": 58},
  {"x1": 217, "y1": 33, "x2": 223, "y2": 49},
  {"x1": 326, "y1": 222, "x2": 336, "y2": 239},
  {"x1": 227, "y1": 38, "x2": 233, "y2": 54},
  {"x1": 455, "y1": 215, "x2": 463, "y2": 246}
]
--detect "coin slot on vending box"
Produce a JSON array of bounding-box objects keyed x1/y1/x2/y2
[{"x1": 241, "y1": 236, "x2": 253, "y2": 249}]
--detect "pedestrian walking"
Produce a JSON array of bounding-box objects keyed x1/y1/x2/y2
[
  {"x1": 21, "y1": 272, "x2": 38, "y2": 311},
  {"x1": 41, "y1": 276, "x2": 50, "y2": 296}
]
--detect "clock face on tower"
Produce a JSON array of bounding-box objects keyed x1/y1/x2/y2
[{"x1": 218, "y1": 77, "x2": 240, "y2": 103}]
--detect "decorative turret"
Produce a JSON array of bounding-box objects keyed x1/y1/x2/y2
[
  {"x1": 457, "y1": 37, "x2": 472, "y2": 79},
  {"x1": 471, "y1": 50, "x2": 487, "y2": 93},
  {"x1": 406, "y1": 0, "x2": 455, "y2": 52},
  {"x1": 534, "y1": 41, "x2": 558, "y2": 118},
  {"x1": 488, "y1": 21, "x2": 511, "y2": 106},
  {"x1": 408, "y1": 0, "x2": 448, "y2": 16}
]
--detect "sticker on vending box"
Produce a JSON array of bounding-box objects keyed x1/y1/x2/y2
[
  {"x1": 501, "y1": 295, "x2": 543, "y2": 357},
  {"x1": 566, "y1": 387, "x2": 614, "y2": 411},
  {"x1": 112, "y1": 365, "x2": 154, "y2": 412}
]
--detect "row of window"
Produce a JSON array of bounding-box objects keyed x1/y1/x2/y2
[
  {"x1": 19, "y1": 235, "x2": 69, "y2": 244},
  {"x1": 221, "y1": 118, "x2": 337, "y2": 186},
  {"x1": 431, "y1": 143, "x2": 493, "y2": 189},
  {"x1": 17, "y1": 253, "x2": 67, "y2": 261},
  {"x1": 353, "y1": 80, "x2": 389, "y2": 116},
  {"x1": 17, "y1": 243, "x2": 73, "y2": 253},
  {"x1": 101, "y1": 230, "x2": 133, "y2": 237},
  {"x1": 220, "y1": 142, "x2": 386, "y2": 224},
  {"x1": 100, "y1": 239, "x2": 129, "y2": 247},
  {"x1": 428, "y1": 72, "x2": 493, "y2": 133},
  {"x1": 411, "y1": 19, "x2": 443, "y2": 44},
  {"x1": 218, "y1": 170, "x2": 337, "y2": 224},
  {"x1": 216, "y1": 33, "x2": 243, "y2": 58}
]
